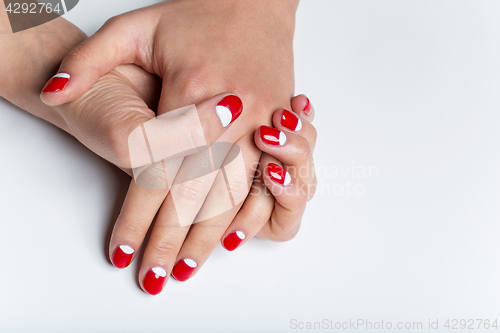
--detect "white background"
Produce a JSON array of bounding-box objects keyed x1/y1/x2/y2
[{"x1": 1, "y1": 1, "x2": 499, "y2": 332}]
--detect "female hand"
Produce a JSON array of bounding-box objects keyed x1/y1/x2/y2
[
  {"x1": 171, "y1": 94, "x2": 317, "y2": 283},
  {"x1": 1, "y1": 0, "x2": 316, "y2": 295},
  {"x1": 37, "y1": 0, "x2": 305, "y2": 294}
]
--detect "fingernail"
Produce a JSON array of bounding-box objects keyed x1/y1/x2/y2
[
  {"x1": 281, "y1": 109, "x2": 302, "y2": 132},
  {"x1": 260, "y1": 126, "x2": 286, "y2": 146},
  {"x1": 41, "y1": 73, "x2": 70, "y2": 93},
  {"x1": 216, "y1": 95, "x2": 243, "y2": 127},
  {"x1": 143, "y1": 267, "x2": 167, "y2": 295},
  {"x1": 267, "y1": 163, "x2": 292, "y2": 186},
  {"x1": 111, "y1": 244, "x2": 134, "y2": 269},
  {"x1": 172, "y1": 258, "x2": 197, "y2": 282},
  {"x1": 303, "y1": 97, "x2": 312, "y2": 115},
  {"x1": 223, "y1": 231, "x2": 245, "y2": 251}
]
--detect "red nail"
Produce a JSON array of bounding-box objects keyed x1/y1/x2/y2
[
  {"x1": 41, "y1": 73, "x2": 70, "y2": 93},
  {"x1": 303, "y1": 97, "x2": 312, "y2": 115},
  {"x1": 223, "y1": 231, "x2": 246, "y2": 251},
  {"x1": 111, "y1": 245, "x2": 134, "y2": 269},
  {"x1": 259, "y1": 126, "x2": 287, "y2": 146},
  {"x1": 172, "y1": 259, "x2": 198, "y2": 282},
  {"x1": 281, "y1": 109, "x2": 303, "y2": 131},
  {"x1": 267, "y1": 163, "x2": 291, "y2": 186},
  {"x1": 216, "y1": 95, "x2": 243, "y2": 127},
  {"x1": 143, "y1": 267, "x2": 167, "y2": 295}
]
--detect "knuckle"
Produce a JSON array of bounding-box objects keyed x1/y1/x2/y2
[
  {"x1": 117, "y1": 216, "x2": 147, "y2": 238},
  {"x1": 102, "y1": 15, "x2": 125, "y2": 29},
  {"x1": 308, "y1": 125, "x2": 318, "y2": 146},
  {"x1": 308, "y1": 177, "x2": 318, "y2": 201},
  {"x1": 271, "y1": 223, "x2": 300, "y2": 242},
  {"x1": 105, "y1": 122, "x2": 132, "y2": 168},
  {"x1": 190, "y1": 236, "x2": 217, "y2": 254},
  {"x1": 64, "y1": 42, "x2": 93, "y2": 66},
  {"x1": 294, "y1": 138, "x2": 312, "y2": 161},
  {"x1": 135, "y1": 161, "x2": 171, "y2": 190},
  {"x1": 177, "y1": 74, "x2": 209, "y2": 105},
  {"x1": 172, "y1": 178, "x2": 206, "y2": 207},
  {"x1": 225, "y1": 176, "x2": 251, "y2": 206},
  {"x1": 105, "y1": 112, "x2": 150, "y2": 169},
  {"x1": 150, "y1": 240, "x2": 178, "y2": 259}
]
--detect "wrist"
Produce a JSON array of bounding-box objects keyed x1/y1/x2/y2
[{"x1": 0, "y1": 17, "x2": 86, "y2": 130}]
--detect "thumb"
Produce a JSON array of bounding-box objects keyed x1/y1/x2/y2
[
  {"x1": 40, "y1": 14, "x2": 157, "y2": 106},
  {"x1": 128, "y1": 93, "x2": 243, "y2": 172}
]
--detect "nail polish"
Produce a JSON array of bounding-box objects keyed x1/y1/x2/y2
[
  {"x1": 172, "y1": 258, "x2": 197, "y2": 282},
  {"x1": 216, "y1": 95, "x2": 243, "y2": 127},
  {"x1": 267, "y1": 163, "x2": 291, "y2": 186},
  {"x1": 143, "y1": 267, "x2": 167, "y2": 295},
  {"x1": 260, "y1": 126, "x2": 286, "y2": 146},
  {"x1": 281, "y1": 109, "x2": 302, "y2": 131},
  {"x1": 111, "y1": 244, "x2": 134, "y2": 269},
  {"x1": 303, "y1": 97, "x2": 312, "y2": 115},
  {"x1": 223, "y1": 231, "x2": 245, "y2": 251},
  {"x1": 41, "y1": 73, "x2": 70, "y2": 93}
]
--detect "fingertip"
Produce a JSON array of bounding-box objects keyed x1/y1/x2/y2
[
  {"x1": 266, "y1": 162, "x2": 292, "y2": 187},
  {"x1": 111, "y1": 244, "x2": 135, "y2": 269},
  {"x1": 171, "y1": 258, "x2": 198, "y2": 282},
  {"x1": 215, "y1": 94, "x2": 243, "y2": 127},
  {"x1": 291, "y1": 94, "x2": 314, "y2": 118},
  {"x1": 222, "y1": 231, "x2": 246, "y2": 251},
  {"x1": 142, "y1": 266, "x2": 168, "y2": 295},
  {"x1": 274, "y1": 108, "x2": 303, "y2": 133},
  {"x1": 40, "y1": 73, "x2": 71, "y2": 106}
]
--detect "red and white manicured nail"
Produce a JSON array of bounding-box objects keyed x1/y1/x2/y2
[
  {"x1": 223, "y1": 231, "x2": 246, "y2": 251},
  {"x1": 216, "y1": 95, "x2": 243, "y2": 127},
  {"x1": 303, "y1": 97, "x2": 312, "y2": 115},
  {"x1": 259, "y1": 126, "x2": 287, "y2": 146},
  {"x1": 267, "y1": 163, "x2": 292, "y2": 186},
  {"x1": 143, "y1": 267, "x2": 167, "y2": 295},
  {"x1": 172, "y1": 258, "x2": 197, "y2": 282},
  {"x1": 41, "y1": 73, "x2": 70, "y2": 93},
  {"x1": 281, "y1": 109, "x2": 303, "y2": 132},
  {"x1": 111, "y1": 244, "x2": 134, "y2": 269}
]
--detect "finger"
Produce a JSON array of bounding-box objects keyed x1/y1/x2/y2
[
  {"x1": 229, "y1": 99, "x2": 317, "y2": 244},
  {"x1": 218, "y1": 152, "x2": 276, "y2": 252},
  {"x1": 256, "y1": 130, "x2": 317, "y2": 240},
  {"x1": 254, "y1": 125, "x2": 315, "y2": 178},
  {"x1": 274, "y1": 107, "x2": 317, "y2": 150},
  {"x1": 135, "y1": 138, "x2": 236, "y2": 292},
  {"x1": 129, "y1": 93, "x2": 243, "y2": 186},
  {"x1": 40, "y1": 12, "x2": 159, "y2": 106},
  {"x1": 138, "y1": 194, "x2": 191, "y2": 295},
  {"x1": 257, "y1": 161, "x2": 308, "y2": 241},
  {"x1": 170, "y1": 136, "x2": 261, "y2": 281},
  {"x1": 109, "y1": 179, "x2": 167, "y2": 269},
  {"x1": 59, "y1": 66, "x2": 158, "y2": 170},
  {"x1": 137, "y1": 143, "x2": 238, "y2": 293},
  {"x1": 109, "y1": 93, "x2": 245, "y2": 273},
  {"x1": 291, "y1": 94, "x2": 315, "y2": 122}
]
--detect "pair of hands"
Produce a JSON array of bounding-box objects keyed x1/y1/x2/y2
[{"x1": 1, "y1": 0, "x2": 317, "y2": 295}]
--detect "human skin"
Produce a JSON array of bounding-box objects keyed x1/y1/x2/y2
[{"x1": 1, "y1": 0, "x2": 317, "y2": 294}]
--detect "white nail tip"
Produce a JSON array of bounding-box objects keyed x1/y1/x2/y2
[
  {"x1": 216, "y1": 105, "x2": 232, "y2": 127},
  {"x1": 119, "y1": 245, "x2": 134, "y2": 255},
  {"x1": 295, "y1": 119, "x2": 303, "y2": 131},
  {"x1": 279, "y1": 131, "x2": 287, "y2": 145},
  {"x1": 53, "y1": 73, "x2": 70, "y2": 79},
  {"x1": 284, "y1": 172, "x2": 292, "y2": 186},
  {"x1": 152, "y1": 267, "x2": 167, "y2": 277},
  {"x1": 184, "y1": 259, "x2": 197, "y2": 268},
  {"x1": 236, "y1": 231, "x2": 246, "y2": 240}
]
